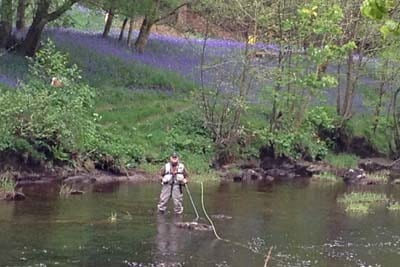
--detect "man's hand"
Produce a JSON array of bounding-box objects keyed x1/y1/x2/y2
[{"x1": 182, "y1": 178, "x2": 188, "y2": 184}]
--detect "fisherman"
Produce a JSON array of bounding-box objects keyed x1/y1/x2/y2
[{"x1": 157, "y1": 152, "x2": 189, "y2": 215}]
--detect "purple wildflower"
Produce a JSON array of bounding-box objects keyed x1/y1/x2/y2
[{"x1": 0, "y1": 74, "x2": 17, "y2": 88}]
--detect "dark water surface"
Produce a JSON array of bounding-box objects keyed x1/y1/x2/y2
[{"x1": 0, "y1": 181, "x2": 399, "y2": 266}]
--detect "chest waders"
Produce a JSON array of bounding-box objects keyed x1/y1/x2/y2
[
  {"x1": 169, "y1": 175, "x2": 183, "y2": 199},
  {"x1": 157, "y1": 163, "x2": 185, "y2": 214},
  {"x1": 165, "y1": 163, "x2": 185, "y2": 196}
]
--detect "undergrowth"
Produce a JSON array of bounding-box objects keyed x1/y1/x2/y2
[{"x1": 0, "y1": 41, "x2": 142, "y2": 172}]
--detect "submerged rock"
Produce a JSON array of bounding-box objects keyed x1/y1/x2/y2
[
  {"x1": 343, "y1": 168, "x2": 367, "y2": 184},
  {"x1": 265, "y1": 168, "x2": 295, "y2": 180},
  {"x1": 306, "y1": 163, "x2": 330, "y2": 175},
  {"x1": 175, "y1": 221, "x2": 213, "y2": 231},
  {"x1": 4, "y1": 192, "x2": 26, "y2": 201},
  {"x1": 70, "y1": 190, "x2": 84, "y2": 195},
  {"x1": 392, "y1": 179, "x2": 400, "y2": 185},
  {"x1": 224, "y1": 168, "x2": 275, "y2": 183},
  {"x1": 243, "y1": 169, "x2": 263, "y2": 181}
]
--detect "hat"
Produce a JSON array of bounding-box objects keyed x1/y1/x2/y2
[{"x1": 171, "y1": 152, "x2": 179, "y2": 158}]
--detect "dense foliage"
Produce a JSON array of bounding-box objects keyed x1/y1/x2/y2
[
  {"x1": 1, "y1": 0, "x2": 400, "y2": 174},
  {"x1": 0, "y1": 41, "x2": 143, "y2": 171}
]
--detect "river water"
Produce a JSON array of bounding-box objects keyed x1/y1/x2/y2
[{"x1": 0, "y1": 181, "x2": 399, "y2": 266}]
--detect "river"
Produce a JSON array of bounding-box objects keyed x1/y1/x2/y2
[{"x1": 0, "y1": 181, "x2": 399, "y2": 266}]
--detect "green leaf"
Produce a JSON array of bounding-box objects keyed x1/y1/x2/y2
[{"x1": 380, "y1": 20, "x2": 400, "y2": 38}]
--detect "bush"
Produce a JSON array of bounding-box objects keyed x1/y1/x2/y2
[
  {"x1": 0, "y1": 40, "x2": 142, "y2": 170},
  {"x1": 161, "y1": 111, "x2": 215, "y2": 172},
  {"x1": 259, "y1": 107, "x2": 335, "y2": 160},
  {"x1": 0, "y1": 40, "x2": 95, "y2": 163},
  {"x1": 164, "y1": 112, "x2": 214, "y2": 154}
]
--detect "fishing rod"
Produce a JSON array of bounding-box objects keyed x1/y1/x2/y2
[{"x1": 185, "y1": 183, "x2": 200, "y2": 221}]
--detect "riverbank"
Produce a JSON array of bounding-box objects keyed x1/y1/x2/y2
[
  {"x1": 0, "y1": 26, "x2": 397, "y2": 193},
  {"x1": 1, "y1": 153, "x2": 398, "y2": 190}
]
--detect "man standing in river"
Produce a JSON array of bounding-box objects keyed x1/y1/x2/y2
[{"x1": 157, "y1": 152, "x2": 189, "y2": 215}]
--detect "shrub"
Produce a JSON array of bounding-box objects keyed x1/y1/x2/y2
[
  {"x1": 161, "y1": 111, "x2": 215, "y2": 171},
  {"x1": 163, "y1": 112, "x2": 214, "y2": 154},
  {"x1": 0, "y1": 40, "x2": 95, "y2": 164},
  {"x1": 259, "y1": 107, "x2": 336, "y2": 160},
  {"x1": 0, "y1": 40, "x2": 143, "y2": 170}
]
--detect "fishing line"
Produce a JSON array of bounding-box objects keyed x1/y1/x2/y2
[
  {"x1": 200, "y1": 181, "x2": 222, "y2": 240},
  {"x1": 199, "y1": 181, "x2": 286, "y2": 266}
]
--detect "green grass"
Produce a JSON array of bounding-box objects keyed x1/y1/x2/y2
[
  {"x1": 0, "y1": 172, "x2": 16, "y2": 196},
  {"x1": 312, "y1": 172, "x2": 340, "y2": 183},
  {"x1": 325, "y1": 152, "x2": 359, "y2": 169},
  {"x1": 344, "y1": 203, "x2": 370, "y2": 214},
  {"x1": 96, "y1": 88, "x2": 190, "y2": 153},
  {"x1": 367, "y1": 170, "x2": 390, "y2": 184},
  {"x1": 0, "y1": 83, "x2": 11, "y2": 90},
  {"x1": 0, "y1": 34, "x2": 216, "y2": 177},
  {"x1": 95, "y1": 87, "x2": 216, "y2": 174},
  {"x1": 349, "y1": 114, "x2": 390, "y2": 155},
  {"x1": 338, "y1": 192, "x2": 389, "y2": 215},
  {"x1": 53, "y1": 4, "x2": 124, "y2": 32},
  {"x1": 387, "y1": 202, "x2": 400, "y2": 212}
]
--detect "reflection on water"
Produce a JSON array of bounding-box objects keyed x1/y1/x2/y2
[{"x1": 0, "y1": 181, "x2": 399, "y2": 266}]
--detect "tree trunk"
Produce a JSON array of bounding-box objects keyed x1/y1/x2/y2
[
  {"x1": 336, "y1": 64, "x2": 342, "y2": 115},
  {"x1": 102, "y1": 8, "x2": 114, "y2": 38},
  {"x1": 373, "y1": 59, "x2": 389, "y2": 133},
  {"x1": 0, "y1": 0, "x2": 13, "y2": 49},
  {"x1": 118, "y1": 18, "x2": 128, "y2": 41},
  {"x1": 127, "y1": 17, "x2": 134, "y2": 46},
  {"x1": 16, "y1": 0, "x2": 27, "y2": 30},
  {"x1": 22, "y1": 19, "x2": 47, "y2": 57},
  {"x1": 21, "y1": 0, "x2": 78, "y2": 56},
  {"x1": 341, "y1": 51, "x2": 354, "y2": 120},
  {"x1": 134, "y1": 17, "x2": 154, "y2": 53},
  {"x1": 392, "y1": 88, "x2": 400, "y2": 154}
]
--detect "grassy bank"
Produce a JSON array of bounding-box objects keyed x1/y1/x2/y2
[
  {"x1": 0, "y1": 25, "x2": 394, "y2": 179},
  {"x1": 0, "y1": 31, "x2": 215, "y2": 174}
]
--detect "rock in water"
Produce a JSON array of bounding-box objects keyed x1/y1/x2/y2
[
  {"x1": 70, "y1": 190, "x2": 85, "y2": 195},
  {"x1": 343, "y1": 168, "x2": 367, "y2": 184},
  {"x1": 174, "y1": 222, "x2": 213, "y2": 231},
  {"x1": 5, "y1": 192, "x2": 26, "y2": 201}
]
